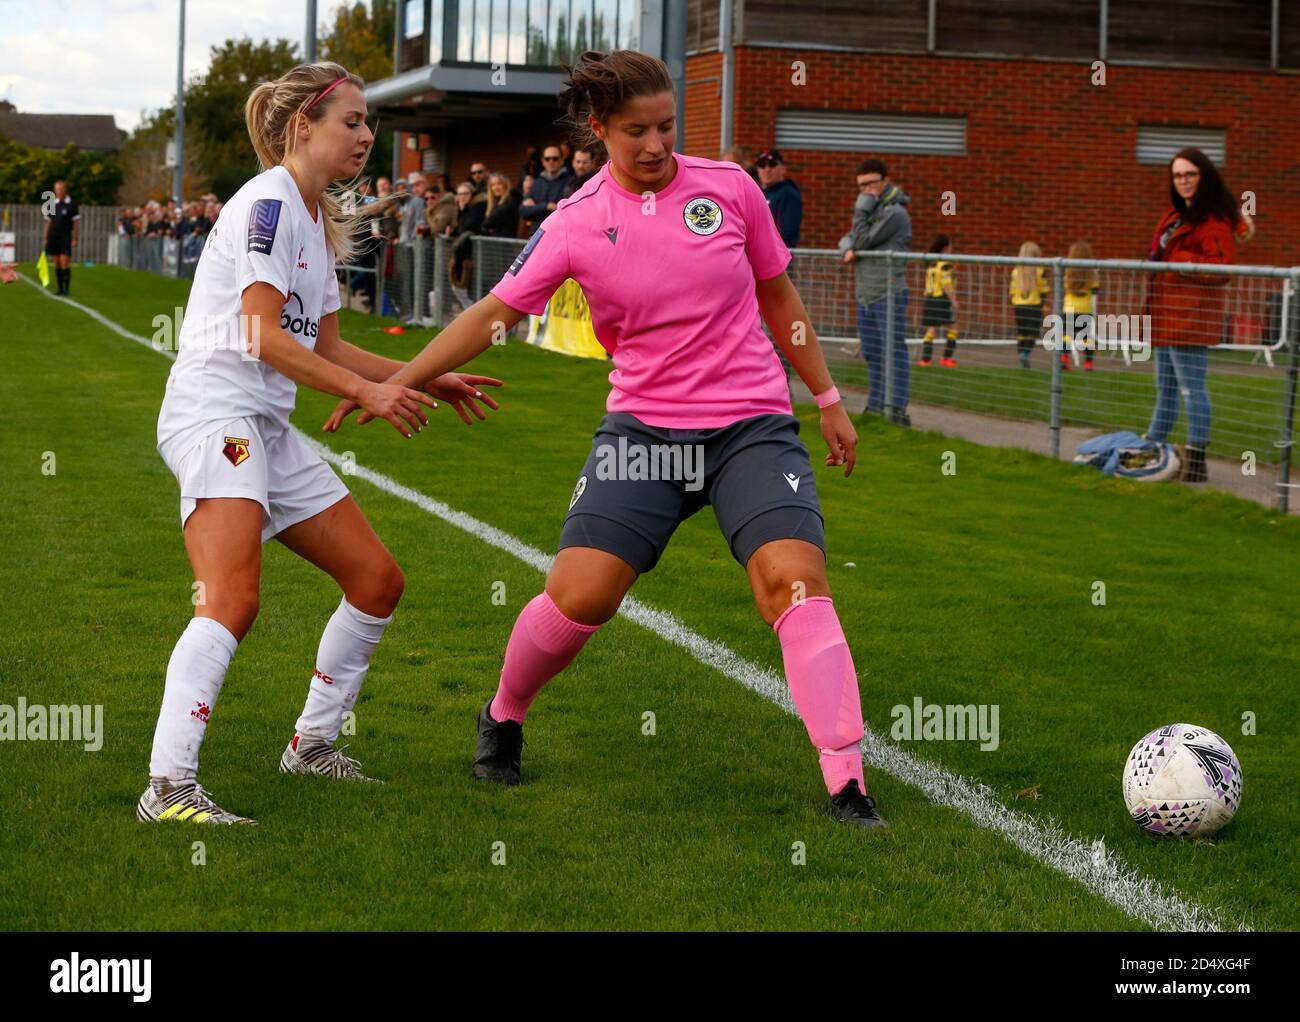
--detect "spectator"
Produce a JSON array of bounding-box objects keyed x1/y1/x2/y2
[
  {"x1": 480, "y1": 172, "x2": 521, "y2": 239},
  {"x1": 468, "y1": 161, "x2": 490, "y2": 196},
  {"x1": 392, "y1": 173, "x2": 429, "y2": 320},
  {"x1": 448, "y1": 180, "x2": 487, "y2": 309},
  {"x1": 1141, "y1": 147, "x2": 1241, "y2": 483},
  {"x1": 721, "y1": 144, "x2": 758, "y2": 184},
  {"x1": 839, "y1": 158, "x2": 913, "y2": 424},
  {"x1": 520, "y1": 147, "x2": 543, "y2": 181},
  {"x1": 372, "y1": 177, "x2": 399, "y2": 243},
  {"x1": 1010, "y1": 241, "x2": 1049, "y2": 368},
  {"x1": 520, "y1": 145, "x2": 572, "y2": 233},
  {"x1": 425, "y1": 176, "x2": 458, "y2": 236},
  {"x1": 755, "y1": 147, "x2": 802, "y2": 248},
  {"x1": 918, "y1": 234, "x2": 959, "y2": 367},
  {"x1": 1063, "y1": 240, "x2": 1100, "y2": 371},
  {"x1": 562, "y1": 146, "x2": 599, "y2": 198},
  {"x1": 399, "y1": 173, "x2": 429, "y2": 243}
]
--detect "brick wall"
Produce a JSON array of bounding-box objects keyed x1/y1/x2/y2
[{"x1": 686, "y1": 47, "x2": 1299, "y2": 266}]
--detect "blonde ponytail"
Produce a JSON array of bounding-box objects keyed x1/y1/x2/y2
[{"x1": 244, "y1": 60, "x2": 376, "y2": 264}]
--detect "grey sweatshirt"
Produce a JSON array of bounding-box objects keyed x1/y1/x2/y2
[{"x1": 837, "y1": 184, "x2": 912, "y2": 306}]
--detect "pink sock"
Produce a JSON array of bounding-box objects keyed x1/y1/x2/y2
[
  {"x1": 773, "y1": 596, "x2": 867, "y2": 796},
  {"x1": 490, "y1": 591, "x2": 602, "y2": 723}
]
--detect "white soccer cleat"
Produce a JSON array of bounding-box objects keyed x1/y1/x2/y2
[
  {"x1": 280, "y1": 736, "x2": 382, "y2": 783},
  {"x1": 136, "y1": 779, "x2": 256, "y2": 825}
]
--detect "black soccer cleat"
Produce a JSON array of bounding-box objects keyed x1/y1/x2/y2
[
  {"x1": 472, "y1": 698, "x2": 523, "y2": 786},
  {"x1": 827, "y1": 779, "x2": 889, "y2": 829}
]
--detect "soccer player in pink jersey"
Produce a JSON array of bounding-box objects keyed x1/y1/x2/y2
[{"x1": 326, "y1": 50, "x2": 886, "y2": 828}]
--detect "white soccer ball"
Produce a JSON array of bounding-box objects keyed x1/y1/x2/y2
[{"x1": 1122, "y1": 724, "x2": 1243, "y2": 837}]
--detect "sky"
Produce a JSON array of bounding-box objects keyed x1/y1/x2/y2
[{"x1": 0, "y1": 0, "x2": 318, "y2": 133}]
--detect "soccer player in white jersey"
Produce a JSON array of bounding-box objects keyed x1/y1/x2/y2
[
  {"x1": 327, "y1": 51, "x2": 887, "y2": 829},
  {"x1": 141, "y1": 61, "x2": 501, "y2": 825}
]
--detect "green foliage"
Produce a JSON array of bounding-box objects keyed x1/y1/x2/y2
[
  {"x1": 320, "y1": 0, "x2": 396, "y2": 182},
  {"x1": 116, "y1": 2, "x2": 401, "y2": 202},
  {"x1": 184, "y1": 37, "x2": 301, "y2": 201},
  {"x1": 0, "y1": 139, "x2": 123, "y2": 205}
]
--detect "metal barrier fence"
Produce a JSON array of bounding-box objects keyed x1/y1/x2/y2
[
  {"x1": 3, "y1": 204, "x2": 118, "y2": 264},
  {"x1": 105, "y1": 233, "x2": 207, "y2": 279},
  {"x1": 11, "y1": 201, "x2": 1294, "y2": 510},
  {"x1": 791, "y1": 250, "x2": 1299, "y2": 512},
  {"x1": 389, "y1": 234, "x2": 529, "y2": 335}
]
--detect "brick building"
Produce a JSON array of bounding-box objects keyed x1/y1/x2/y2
[{"x1": 368, "y1": 1, "x2": 1300, "y2": 264}]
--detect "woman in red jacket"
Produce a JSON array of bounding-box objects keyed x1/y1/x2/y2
[{"x1": 1142, "y1": 148, "x2": 1240, "y2": 483}]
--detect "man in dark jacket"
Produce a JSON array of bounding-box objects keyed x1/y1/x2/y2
[
  {"x1": 562, "y1": 146, "x2": 599, "y2": 198},
  {"x1": 756, "y1": 148, "x2": 802, "y2": 248},
  {"x1": 520, "y1": 145, "x2": 573, "y2": 234}
]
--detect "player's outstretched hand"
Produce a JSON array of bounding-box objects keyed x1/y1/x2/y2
[
  {"x1": 322, "y1": 398, "x2": 360, "y2": 432},
  {"x1": 820, "y1": 401, "x2": 858, "y2": 477},
  {"x1": 357, "y1": 382, "x2": 438, "y2": 438},
  {"x1": 424, "y1": 372, "x2": 503, "y2": 425},
  {"x1": 0, "y1": 263, "x2": 17, "y2": 285}
]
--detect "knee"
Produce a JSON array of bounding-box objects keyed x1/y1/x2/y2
[
  {"x1": 359, "y1": 560, "x2": 404, "y2": 618},
  {"x1": 755, "y1": 573, "x2": 828, "y2": 628},
  {"x1": 547, "y1": 580, "x2": 623, "y2": 627},
  {"x1": 206, "y1": 589, "x2": 259, "y2": 640}
]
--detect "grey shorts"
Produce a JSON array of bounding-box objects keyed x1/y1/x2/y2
[{"x1": 559, "y1": 412, "x2": 825, "y2": 574}]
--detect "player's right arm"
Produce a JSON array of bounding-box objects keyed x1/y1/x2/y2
[
  {"x1": 242, "y1": 282, "x2": 434, "y2": 437},
  {"x1": 322, "y1": 294, "x2": 525, "y2": 431},
  {"x1": 325, "y1": 209, "x2": 568, "y2": 431}
]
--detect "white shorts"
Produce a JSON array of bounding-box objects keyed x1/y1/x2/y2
[{"x1": 163, "y1": 416, "x2": 349, "y2": 543}]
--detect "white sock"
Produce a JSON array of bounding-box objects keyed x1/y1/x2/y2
[
  {"x1": 294, "y1": 598, "x2": 392, "y2": 744},
  {"x1": 149, "y1": 617, "x2": 239, "y2": 781}
]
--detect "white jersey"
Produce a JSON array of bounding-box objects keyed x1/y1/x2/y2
[{"x1": 157, "y1": 165, "x2": 340, "y2": 463}]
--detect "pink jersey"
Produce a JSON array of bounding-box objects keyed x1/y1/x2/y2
[{"x1": 490, "y1": 152, "x2": 793, "y2": 428}]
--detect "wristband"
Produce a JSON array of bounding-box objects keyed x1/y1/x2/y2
[{"x1": 813, "y1": 386, "x2": 841, "y2": 409}]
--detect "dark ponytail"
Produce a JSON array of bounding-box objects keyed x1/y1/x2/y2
[{"x1": 558, "y1": 49, "x2": 674, "y2": 157}]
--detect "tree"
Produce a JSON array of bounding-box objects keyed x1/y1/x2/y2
[
  {"x1": 184, "y1": 36, "x2": 301, "y2": 201},
  {"x1": 319, "y1": 1, "x2": 396, "y2": 180},
  {"x1": 116, "y1": 2, "x2": 399, "y2": 202},
  {"x1": 116, "y1": 107, "x2": 209, "y2": 204},
  {"x1": 0, "y1": 139, "x2": 123, "y2": 205}
]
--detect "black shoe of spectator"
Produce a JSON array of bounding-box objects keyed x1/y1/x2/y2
[{"x1": 1182, "y1": 445, "x2": 1207, "y2": 483}]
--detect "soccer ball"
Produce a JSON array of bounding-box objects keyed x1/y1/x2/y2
[{"x1": 1122, "y1": 724, "x2": 1243, "y2": 837}]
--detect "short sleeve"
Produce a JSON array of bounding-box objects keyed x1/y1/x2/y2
[
  {"x1": 322, "y1": 250, "x2": 341, "y2": 315},
  {"x1": 70, "y1": 200, "x2": 81, "y2": 221},
  {"x1": 235, "y1": 196, "x2": 295, "y2": 300},
  {"x1": 489, "y1": 212, "x2": 572, "y2": 315},
  {"x1": 739, "y1": 173, "x2": 791, "y2": 281}
]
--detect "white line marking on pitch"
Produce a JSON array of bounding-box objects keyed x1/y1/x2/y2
[{"x1": 23, "y1": 272, "x2": 1247, "y2": 932}]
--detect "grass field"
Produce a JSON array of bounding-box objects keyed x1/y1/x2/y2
[{"x1": 1, "y1": 264, "x2": 1298, "y2": 931}]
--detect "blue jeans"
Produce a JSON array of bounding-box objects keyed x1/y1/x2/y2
[
  {"x1": 857, "y1": 290, "x2": 910, "y2": 413},
  {"x1": 1146, "y1": 346, "x2": 1211, "y2": 448}
]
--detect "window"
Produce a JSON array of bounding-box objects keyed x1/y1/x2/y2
[
  {"x1": 1108, "y1": 0, "x2": 1271, "y2": 69},
  {"x1": 775, "y1": 110, "x2": 966, "y2": 155},
  {"x1": 936, "y1": 0, "x2": 1096, "y2": 59},
  {"x1": 740, "y1": 1, "x2": 929, "y2": 52},
  {"x1": 1136, "y1": 126, "x2": 1226, "y2": 167}
]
